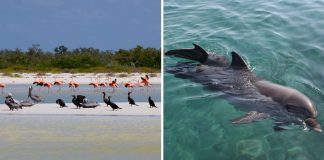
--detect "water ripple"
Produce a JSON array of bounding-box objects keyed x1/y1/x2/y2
[{"x1": 164, "y1": 0, "x2": 324, "y2": 159}]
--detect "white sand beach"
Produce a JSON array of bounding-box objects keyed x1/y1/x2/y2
[
  {"x1": 0, "y1": 73, "x2": 161, "y2": 84},
  {"x1": 0, "y1": 102, "x2": 161, "y2": 116}
]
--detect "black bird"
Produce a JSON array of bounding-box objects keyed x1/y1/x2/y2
[
  {"x1": 81, "y1": 98, "x2": 99, "y2": 108},
  {"x1": 7, "y1": 92, "x2": 34, "y2": 107},
  {"x1": 128, "y1": 92, "x2": 139, "y2": 106},
  {"x1": 102, "y1": 92, "x2": 110, "y2": 106},
  {"x1": 148, "y1": 96, "x2": 157, "y2": 108},
  {"x1": 20, "y1": 100, "x2": 34, "y2": 107},
  {"x1": 107, "y1": 95, "x2": 122, "y2": 111},
  {"x1": 28, "y1": 86, "x2": 42, "y2": 103},
  {"x1": 4, "y1": 94, "x2": 22, "y2": 110},
  {"x1": 56, "y1": 99, "x2": 67, "y2": 108},
  {"x1": 5, "y1": 98, "x2": 20, "y2": 110},
  {"x1": 72, "y1": 95, "x2": 86, "y2": 109}
]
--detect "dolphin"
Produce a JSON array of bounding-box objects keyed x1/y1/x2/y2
[{"x1": 165, "y1": 44, "x2": 322, "y2": 132}]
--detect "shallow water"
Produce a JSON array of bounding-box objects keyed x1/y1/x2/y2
[
  {"x1": 164, "y1": 0, "x2": 324, "y2": 159},
  {"x1": 0, "y1": 115, "x2": 160, "y2": 160},
  {"x1": 0, "y1": 84, "x2": 160, "y2": 104}
]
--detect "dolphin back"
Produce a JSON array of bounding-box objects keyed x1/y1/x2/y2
[{"x1": 165, "y1": 44, "x2": 208, "y2": 63}]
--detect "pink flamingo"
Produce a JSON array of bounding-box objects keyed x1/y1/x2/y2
[
  {"x1": 33, "y1": 77, "x2": 45, "y2": 92},
  {"x1": 140, "y1": 75, "x2": 151, "y2": 87},
  {"x1": 74, "y1": 82, "x2": 80, "y2": 88},
  {"x1": 89, "y1": 77, "x2": 99, "y2": 88},
  {"x1": 123, "y1": 81, "x2": 136, "y2": 92},
  {"x1": 99, "y1": 78, "x2": 108, "y2": 88},
  {"x1": 43, "y1": 81, "x2": 52, "y2": 93},
  {"x1": 36, "y1": 78, "x2": 45, "y2": 86},
  {"x1": 54, "y1": 79, "x2": 64, "y2": 91},
  {"x1": 124, "y1": 81, "x2": 136, "y2": 88},
  {"x1": 33, "y1": 77, "x2": 41, "y2": 85},
  {"x1": 0, "y1": 83, "x2": 5, "y2": 95},
  {"x1": 108, "y1": 78, "x2": 118, "y2": 92},
  {"x1": 69, "y1": 78, "x2": 80, "y2": 91},
  {"x1": 109, "y1": 79, "x2": 118, "y2": 88},
  {"x1": 137, "y1": 80, "x2": 145, "y2": 91}
]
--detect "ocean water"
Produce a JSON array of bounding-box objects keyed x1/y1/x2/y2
[
  {"x1": 0, "y1": 84, "x2": 160, "y2": 104},
  {"x1": 0, "y1": 115, "x2": 160, "y2": 160},
  {"x1": 164, "y1": 0, "x2": 324, "y2": 160}
]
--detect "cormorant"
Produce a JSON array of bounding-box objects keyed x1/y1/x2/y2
[
  {"x1": 103, "y1": 94, "x2": 122, "y2": 111},
  {"x1": 56, "y1": 99, "x2": 67, "y2": 108},
  {"x1": 128, "y1": 92, "x2": 138, "y2": 106},
  {"x1": 72, "y1": 95, "x2": 86, "y2": 109},
  {"x1": 148, "y1": 96, "x2": 157, "y2": 108}
]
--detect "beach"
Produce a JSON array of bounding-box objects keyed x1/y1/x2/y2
[
  {"x1": 0, "y1": 73, "x2": 161, "y2": 84},
  {"x1": 0, "y1": 114, "x2": 161, "y2": 160},
  {"x1": 0, "y1": 73, "x2": 161, "y2": 160}
]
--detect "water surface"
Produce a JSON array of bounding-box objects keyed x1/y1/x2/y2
[{"x1": 164, "y1": 0, "x2": 324, "y2": 159}]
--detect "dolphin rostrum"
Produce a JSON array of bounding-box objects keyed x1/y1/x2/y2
[{"x1": 165, "y1": 44, "x2": 322, "y2": 132}]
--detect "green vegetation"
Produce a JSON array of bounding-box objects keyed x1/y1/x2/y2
[{"x1": 0, "y1": 44, "x2": 161, "y2": 73}]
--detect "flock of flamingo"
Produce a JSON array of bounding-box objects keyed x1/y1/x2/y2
[
  {"x1": 25, "y1": 74, "x2": 151, "y2": 93},
  {"x1": 1, "y1": 75, "x2": 148, "y2": 94}
]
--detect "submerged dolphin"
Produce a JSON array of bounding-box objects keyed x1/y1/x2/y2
[{"x1": 165, "y1": 44, "x2": 322, "y2": 132}]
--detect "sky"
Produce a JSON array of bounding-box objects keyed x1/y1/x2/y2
[{"x1": 0, "y1": 0, "x2": 161, "y2": 51}]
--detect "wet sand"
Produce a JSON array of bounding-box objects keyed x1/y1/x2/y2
[{"x1": 0, "y1": 115, "x2": 161, "y2": 160}]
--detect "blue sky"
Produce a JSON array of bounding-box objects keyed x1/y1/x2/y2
[{"x1": 0, "y1": 0, "x2": 161, "y2": 51}]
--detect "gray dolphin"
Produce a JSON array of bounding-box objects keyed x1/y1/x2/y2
[{"x1": 165, "y1": 44, "x2": 322, "y2": 132}]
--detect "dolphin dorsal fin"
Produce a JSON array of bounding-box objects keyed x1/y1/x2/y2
[
  {"x1": 192, "y1": 43, "x2": 208, "y2": 63},
  {"x1": 165, "y1": 43, "x2": 209, "y2": 63},
  {"x1": 231, "y1": 51, "x2": 248, "y2": 69},
  {"x1": 193, "y1": 43, "x2": 208, "y2": 56}
]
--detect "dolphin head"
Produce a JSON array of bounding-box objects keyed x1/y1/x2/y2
[
  {"x1": 305, "y1": 118, "x2": 322, "y2": 132},
  {"x1": 285, "y1": 91, "x2": 322, "y2": 132},
  {"x1": 255, "y1": 80, "x2": 321, "y2": 132},
  {"x1": 301, "y1": 100, "x2": 322, "y2": 132},
  {"x1": 285, "y1": 91, "x2": 318, "y2": 119}
]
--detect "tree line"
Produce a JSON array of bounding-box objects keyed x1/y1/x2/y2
[{"x1": 0, "y1": 45, "x2": 161, "y2": 73}]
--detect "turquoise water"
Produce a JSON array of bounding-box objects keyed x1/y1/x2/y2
[
  {"x1": 0, "y1": 115, "x2": 160, "y2": 160},
  {"x1": 164, "y1": 0, "x2": 324, "y2": 159}
]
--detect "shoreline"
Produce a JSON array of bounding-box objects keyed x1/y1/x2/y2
[
  {"x1": 0, "y1": 102, "x2": 161, "y2": 116},
  {"x1": 0, "y1": 72, "x2": 161, "y2": 84}
]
